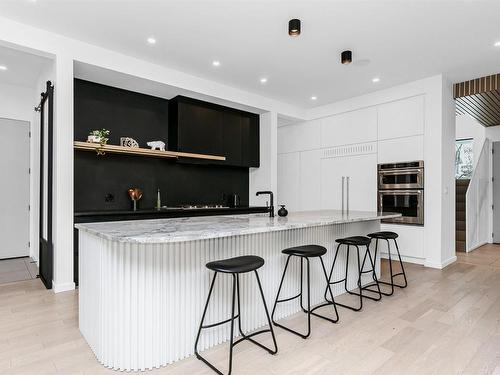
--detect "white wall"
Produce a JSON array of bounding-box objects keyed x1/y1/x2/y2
[
  {"x1": 0, "y1": 82, "x2": 34, "y2": 121},
  {"x1": 278, "y1": 75, "x2": 456, "y2": 269}
]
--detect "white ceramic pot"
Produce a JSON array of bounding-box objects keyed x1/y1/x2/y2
[{"x1": 87, "y1": 135, "x2": 102, "y2": 143}]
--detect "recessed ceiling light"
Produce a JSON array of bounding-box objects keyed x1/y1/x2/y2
[
  {"x1": 495, "y1": 41, "x2": 500, "y2": 47},
  {"x1": 147, "y1": 37, "x2": 156, "y2": 45},
  {"x1": 372, "y1": 77, "x2": 380, "y2": 83},
  {"x1": 212, "y1": 60, "x2": 220, "y2": 67},
  {"x1": 310, "y1": 96, "x2": 317, "y2": 100},
  {"x1": 0, "y1": 65, "x2": 7, "y2": 71},
  {"x1": 260, "y1": 77, "x2": 268, "y2": 84}
]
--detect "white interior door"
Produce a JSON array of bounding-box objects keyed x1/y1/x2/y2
[{"x1": 0, "y1": 118, "x2": 30, "y2": 259}]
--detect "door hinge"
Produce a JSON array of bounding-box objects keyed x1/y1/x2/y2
[
  {"x1": 492, "y1": 204, "x2": 495, "y2": 210},
  {"x1": 28, "y1": 168, "x2": 31, "y2": 174},
  {"x1": 28, "y1": 241, "x2": 30, "y2": 247},
  {"x1": 29, "y1": 131, "x2": 31, "y2": 138},
  {"x1": 28, "y1": 205, "x2": 30, "y2": 211}
]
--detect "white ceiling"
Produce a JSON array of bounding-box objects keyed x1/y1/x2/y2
[
  {"x1": 0, "y1": 45, "x2": 52, "y2": 88},
  {"x1": 1, "y1": 0, "x2": 500, "y2": 108}
]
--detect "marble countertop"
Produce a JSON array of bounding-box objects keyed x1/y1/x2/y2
[{"x1": 75, "y1": 210, "x2": 401, "y2": 244}]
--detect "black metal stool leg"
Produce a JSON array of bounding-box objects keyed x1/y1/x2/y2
[
  {"x1": 194, "y1": 272, "x2": 238, "y2": 375},
  {"x1": 233, "y1": 272, "x2": 278, "y2": 355},
  {"x1": 309, "y1": 256, "x2": 339, "y2": 323},
  {"x1": 372, "y1": 238, "x2": 408, "y2": 295},
  {"x1": 227, "y1": 274, "x2": 237, "y2": 375},
  {"x1": 324, "y1": 243, "x2": 344, "y2": 303},
  {"x1": 272, "y1": 255, "x2": 311, "y2": 339},
  {"x1": 364, "y1": 244, "x2": 382, "y2": 300},
  {"x1": 386, "y1": 239, "x2": 395, "y2": 295},
  {"x1": 272, "y1": 255, "x2": 293, "y2": 323},
  {"x1": 325, "y1": 244, "x2": 364, "y2": 312},
  {"x1": 394, "y1": 239, "x2": 408, "y2": 288},
  {"x1": 194, "y1": 272, "x2": 218, "y2": 361},
  {"x1": 356, "y1": 242, "x2": 383, "y2": 301},
  {"x1": 300, "y1": 257, "x2": 307, "y2": 313}
]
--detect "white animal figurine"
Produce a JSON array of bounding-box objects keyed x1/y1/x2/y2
[{"x1": 147, "y1": 141, "x2": 166, "y2": 151}]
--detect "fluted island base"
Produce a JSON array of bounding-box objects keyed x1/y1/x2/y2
[{"x1": 77, "y1": 212, "x2": 397, "y2": 371}]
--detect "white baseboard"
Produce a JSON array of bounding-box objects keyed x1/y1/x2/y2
[
  {"x1": 424, "y1": 255, "x2": 457, "y2": 269},
  {"x1": 52, "y1": 281, "x2": 76, "y2": 293},
  {"x1": 466, "y1": 241, "x2": 488, "y2": 253},
  {"x1": 380, "y1": 252, "x2": 424, "y2": 265}
]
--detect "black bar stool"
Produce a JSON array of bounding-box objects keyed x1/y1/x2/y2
[
  {"x1": 194, "y1": 255, "x2": 278, "y2": 375},
  {"x1": 271, "y1": 245, "x2": 339, "y2": 339},
  {"x1": 324, "y1": 236, "x2": 382, "y2": 311},
  {"x1": 364, "y1": 231, "x2": 408, "y2": 296}
]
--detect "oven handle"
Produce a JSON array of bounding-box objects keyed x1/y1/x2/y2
[
  {"x1": 379, "y1": 190, "x2": 423, "y2": 195},
  {"x1": 378, "y1": 169, "x2": 423, "y2": 176}
]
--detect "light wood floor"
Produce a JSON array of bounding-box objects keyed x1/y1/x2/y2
[
  {"x1": 2, "y1": 245, "x2": 500, "y2": 375},
  {"x1": 0, "y1": 258, "x2": 38, "y2": 285}
]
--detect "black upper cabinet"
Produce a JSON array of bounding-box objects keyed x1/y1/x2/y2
[
  {"x1": 178, "y1": 102, "x2": 223, "y2": 155},
  {"x1": 222, "y1": 112, "x2": 243, "y2": 166},
  {"x1": 169, "y1": 96, "x2": 259, "y2": 167}
]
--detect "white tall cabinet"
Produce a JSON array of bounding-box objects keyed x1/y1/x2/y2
[{"x1": 277, "y1": 95, "x2": 426, "y2": 264}]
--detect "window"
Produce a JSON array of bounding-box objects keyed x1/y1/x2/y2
[{"x1": 455, "y1": 139, "x2": 473, "y2": 179}]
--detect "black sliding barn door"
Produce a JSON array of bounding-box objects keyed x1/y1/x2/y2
[{"x1": 38, "y1": 81, "x2": 54, "y2": 289}]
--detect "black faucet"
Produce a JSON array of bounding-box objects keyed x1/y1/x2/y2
[{"x1": 256, "y1": 191, "x2": 274, "y2": 217}]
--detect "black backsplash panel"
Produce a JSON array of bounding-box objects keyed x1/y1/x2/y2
[{"x1": 74, "y1": 79, "x2": 249, "y2": 212}]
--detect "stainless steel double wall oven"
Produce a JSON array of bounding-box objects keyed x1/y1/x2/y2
[{"x1": 378, "y1": 161, "x2": 424, "y2": 225}]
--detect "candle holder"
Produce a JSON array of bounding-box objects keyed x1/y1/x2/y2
[{"x1": 127, "y1": 188, "x2": 143, "y2": 211}]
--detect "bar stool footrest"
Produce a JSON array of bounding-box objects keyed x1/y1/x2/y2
[
  {"x1": 378, "y1": 279, "x2": 407, "y2": 288},
  {"x1": 308, "y1": 301, "x2": 340, "y2": 323},
  {"x1": 346, "y1": 287, "x2": 382, "y2": 301},
  {"x1": 233, "y1": 329, "x2": 278, "y2": 354}
]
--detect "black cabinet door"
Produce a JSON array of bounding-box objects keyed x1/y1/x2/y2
[
  {"x1": 170, "y1": 96, "x2": 259, "y2": 167},
  {"x1": 177, "y1": 102, "x2": 223, "y2": 155},
  {"x1": 222, "y1": 112, "x2": 243, "y2": 166},
  {"x1": 241, "y1": 116, "x2": 260, "y2": 167}
]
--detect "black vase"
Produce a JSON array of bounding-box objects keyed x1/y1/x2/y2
[{"x1": 278, "y1": 205, "x2": 288, "y2": 217}]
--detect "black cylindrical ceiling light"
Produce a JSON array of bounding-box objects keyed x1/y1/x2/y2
[
  {"x1": 341, "y1": 50, "x2": 352, "y2": 65},
  {"x1": 288, "y1": 19, "x2": 301, "y2": 36}
]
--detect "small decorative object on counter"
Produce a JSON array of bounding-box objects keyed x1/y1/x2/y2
[
  {"x1": 156, "y1": 188, "x2": 162, "y2": 210},
  {"x1": 87, "y1": 128, "x2": 110, "y2": 155},
  {"x1": 120, "y1": 137, "x2": 139, "y2": 148},
  {"x1": 127, "y1": 188, "x2": 143, "y2": 211},
  {"x1": 147, "y1": 140, "x2": 166, "y2": 151},
  {"x1": 278, "y1": 205, "x2": 288, "y2": 217}
]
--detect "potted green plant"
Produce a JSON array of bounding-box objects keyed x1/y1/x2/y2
[
  {"x1": 87, "y1": 128, "x2": 110, "y2": 155},
  {"x1": 88, "y1": 128, "x2": 110, "y2": 144}
]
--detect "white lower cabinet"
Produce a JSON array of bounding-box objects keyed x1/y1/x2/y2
[
  {"x1": 320, "y1": 153, "x2": 377, "y2": 211},
  {"x1": 378, "y1": 223, "x2": 424, "y2": 263}
]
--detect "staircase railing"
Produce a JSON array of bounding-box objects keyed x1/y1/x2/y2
[{"x1": 465, "y1": 138, "x2": 491, "y2": 252}]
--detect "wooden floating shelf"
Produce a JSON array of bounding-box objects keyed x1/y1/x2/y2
[{"x1": 74, "y1": 141, "x2": 226, "y2": 161}]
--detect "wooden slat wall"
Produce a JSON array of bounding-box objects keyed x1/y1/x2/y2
[{"x1": 454, "y1": 74, "x2": 500, "y2": 127}]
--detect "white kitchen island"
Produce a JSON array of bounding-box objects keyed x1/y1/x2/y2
[{"x1": 75, "y1": 210, "x2": 399, "y2": 371}]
